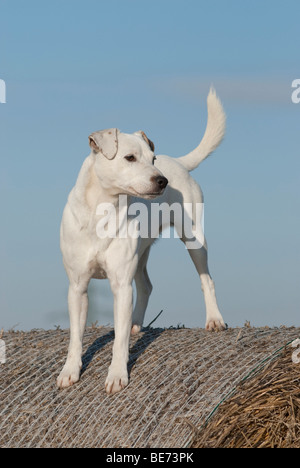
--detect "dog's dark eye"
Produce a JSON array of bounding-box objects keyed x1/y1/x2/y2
[
  {"x1": 153, "y1": 156, "x2": 157, "y2": 165},
  {"x1": 124, "y1": 155, "x2": 136, "y2": 162}
]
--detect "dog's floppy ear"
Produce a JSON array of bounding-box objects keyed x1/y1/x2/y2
[
  {"x1": 88, "y1": 128, "x2": 120, "y2": 159},
  {"x1": 136, "y1": 130, "x2": 155, "y2": 152}
]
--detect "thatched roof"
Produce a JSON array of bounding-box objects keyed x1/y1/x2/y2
[
  {"x1": 192, "y1": 345, "x2": 300, "y2": 448},
  {"x1": 0, "y1": 325, "x2": 299, "y2": 448}
]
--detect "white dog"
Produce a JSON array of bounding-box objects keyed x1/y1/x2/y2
[{"x1": 57, "y1": 88, "x2": 226, "y2": 394}]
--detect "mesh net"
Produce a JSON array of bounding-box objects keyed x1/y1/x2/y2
[
  {"x1": 0, "y1": 326, "x2": 299, "y2": 448},
  {"x1": 191, "y1": 346, "x2": 300, "y2": 448}
]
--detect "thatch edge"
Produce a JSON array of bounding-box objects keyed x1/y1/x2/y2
[{"x1": 191, "y1": 339, "x2": 300, "y2": 448}]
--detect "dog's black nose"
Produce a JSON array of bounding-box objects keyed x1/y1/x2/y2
[{"x1": 156, "y1": 176, "x2": 168, "y2": 190}]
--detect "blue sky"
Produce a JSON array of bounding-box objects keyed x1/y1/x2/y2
[{"x1": 0, "y1": 0, "x2": 299, "y2": 330}]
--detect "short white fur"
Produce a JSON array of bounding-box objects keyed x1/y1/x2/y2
[{"x1": 57, "y1": 88, "x2": 226, "y2": 394}]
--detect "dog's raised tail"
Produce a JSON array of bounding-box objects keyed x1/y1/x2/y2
[{"x1": 177, "y1": 87, "x2": 226, "y2": 172}]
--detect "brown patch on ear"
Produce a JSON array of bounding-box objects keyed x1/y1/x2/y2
[
  {"x1": 88, "y1": 129, "x2": 119, "y2": 159},
  {"x1": 140, "y1": 131, "x2": 155, "y2": 152}
]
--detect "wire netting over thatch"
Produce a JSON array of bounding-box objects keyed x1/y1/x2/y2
[
  {"x1": 0, "y1": 326, "x2": 299, "y2": 448},
  {"x1": 192, "y1": 346, "x2": 300, "y2": 448}
]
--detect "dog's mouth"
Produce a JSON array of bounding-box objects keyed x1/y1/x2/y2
[
  {"x1": 122, "y1": 187, "x2": 166, "y2": 199},
  {"x1": 119, "y1": 176, "x2": 168, "y2": 200},
  {"x1": 129, "y1": 189, "x2": 165, "y2": 199}
]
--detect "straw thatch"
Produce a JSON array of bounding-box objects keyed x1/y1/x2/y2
[
  {"x1": 0, "y1": 325, "x2": 299, "y2": 448},
  {"x1": 192, "y1": 345, "x2": 300, "y2": 448}
]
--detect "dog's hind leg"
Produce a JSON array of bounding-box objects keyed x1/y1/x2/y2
[
  {"x1": 132, "y1": 246, "x2": 152, "y2": 334},
  {"x1": 184, "y1": 242, "x2": 226, "y2": 331},
  {"x1": 57, "y1": 279, "x2": 89, "y2": 388},
  {"x1": 173, "y1": 179, "x2": 226, "y2": 331}
]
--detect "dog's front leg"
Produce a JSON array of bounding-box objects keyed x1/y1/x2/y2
[
  {"x1": 57, "y1": 282, "x2": 89, "y2": 388},
  {"x1": 105, "y1": 282, "x2": 133, "y2": 394}
]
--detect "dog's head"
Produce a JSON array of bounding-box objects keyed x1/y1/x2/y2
[{"x1": 88, "y1": 128, "x2": 168, "y2": 199}]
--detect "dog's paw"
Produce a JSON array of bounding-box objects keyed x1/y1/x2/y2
[
  {"x1": 205, "y1": 318, "x2": 227, "y2": 332},
  {"x1": 131, "y1": 324, "x2": 142, "y2": 335},
  {"x1": 105, "y1": 370, "x2": 128, "y2": 395},
  {"x1": 57, "y1": 364, "x2": 81, "y2": 389}
]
